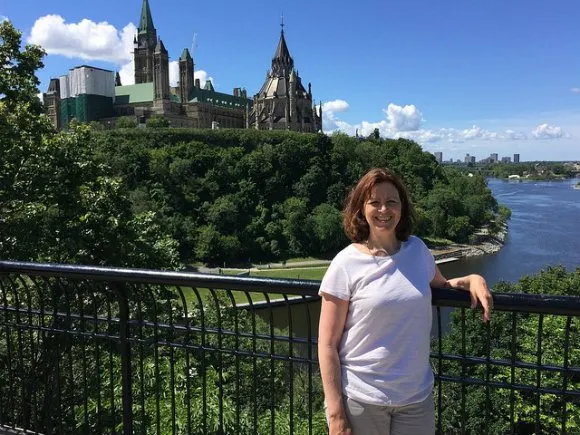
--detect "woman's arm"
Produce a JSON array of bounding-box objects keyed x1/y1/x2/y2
[
  {"x1": 431, "y1": 266, "x2": 494, "y2": 322},
  {"x1": 318, "y1": 292, "x2": 352, "y2": 434}
]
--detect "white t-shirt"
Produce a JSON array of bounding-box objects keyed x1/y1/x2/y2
[{"x1": 319, "y1": 235, "x2": 435, "y2": 406}]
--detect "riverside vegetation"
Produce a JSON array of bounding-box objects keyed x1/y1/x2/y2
[{"x1": 1, "y1": 21, "x2": 578, "y2": 434}]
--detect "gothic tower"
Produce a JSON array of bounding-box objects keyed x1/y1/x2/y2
[
  {"x1": 179, "y1": 48, "x2": 194, "y2": 103},
  {"x1": 251, "y1": 25, "x2": 322, "y2": 133},
  {"x1": 154, "y1": 38, "x2": 170, "y2": 100},
  {"x1": 134, "y1": 0, "x2": 157, "y2": 84},
  {"x1": 271, "y1": 27, "x2": 294, "y2": 77}
]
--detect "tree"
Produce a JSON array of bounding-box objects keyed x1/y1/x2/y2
[
  {"x1": 0, "y1": 21, "x2": 179, "y2": 268},
  {"x1": 439, "y1": 266, "x2": 580, "y2": 434},
  {"x1": 0, "y1": 21, "x2": 54, "y2": 216},
  {"x1": 308, "y1": 203, "x2": 346, "y2": 256},
  {"x1": 0, "y1": 21, "x2": 53, "y2": 260},
  {"x1": 0, "y1": 23, "x2": 182, "y2": 433},
  {"x1": 116, "y1": 116, "x2": 138, "y2": 128},
  {"x1": 146, "y1": 115, "x2": 170, "y2": 128}
]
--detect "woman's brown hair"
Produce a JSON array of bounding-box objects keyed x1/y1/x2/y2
[{"x1": 343, "y1": 168, "x2": 415, "y2": 242}]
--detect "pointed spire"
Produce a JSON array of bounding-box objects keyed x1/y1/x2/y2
[
  {"x1": 273, "y1": 30, "x2": 291, "y2": 63},
  {"x1": 180, "y1": 48, "x2": 192, "y2": 61},
  {"x1": 272, "y1": 25, "x2": 294, "y2": 76},
  {"x1": 138, "y1": 0, "x2": 155, "y2": 35},
  {"x1": 155, "y1": 38, "x2": 167, "y2": 53}
]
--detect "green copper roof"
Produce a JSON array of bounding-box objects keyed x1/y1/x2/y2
[
  {"x1": 138, "y1": 0, "x2": 155, "y2": 35},
  {"x1": 180, "y1": 48, "x2": 192, "y2": 61},
  {"x1": 115, "y1": 83, "x2": 154, "y2": 104},
  {"x1": 154, "y1": 38, "x2": 167, "y2": 53},
  {"x1": 186, "y1": 87, "x2": 250, "y2": 109},
  {"x1": 114, "y1": 81, "x2": 250, "y2": 109}
]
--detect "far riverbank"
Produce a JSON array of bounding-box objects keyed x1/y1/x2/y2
[
  {"x1": 431, "y1": 224, "x2": 508, "y2": 262},
  {"x1": 203, "y1": 226, "x2": 508, "y2": 275}
]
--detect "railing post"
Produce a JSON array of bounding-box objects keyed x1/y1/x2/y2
[{"x1": 116, "y1": 283, "x2": 133, "y2": 435}]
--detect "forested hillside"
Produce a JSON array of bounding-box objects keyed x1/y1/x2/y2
[{"x1": 93, "y1": 128, "x2": 499, "y2": 265}]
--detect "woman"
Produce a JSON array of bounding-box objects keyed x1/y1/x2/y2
[{"x1": 318, "y1": 168, "x2": 493, "y2": 435}]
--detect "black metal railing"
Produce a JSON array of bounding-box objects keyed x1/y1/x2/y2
[{"x1": 0, "y1": 260, "x2": 579, "y2": 435}]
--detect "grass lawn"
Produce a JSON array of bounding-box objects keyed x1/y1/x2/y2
[
  {"x1": 175, "y1": 267, "x2": 326, "y2": 309},
  {"x1": 180, "y1": 286, "x2": 286, "y2": 306},
  {"x1": 422, "y1": 236, "x2": 453, "y2": 248},
  {"x1": 285, "y1": 256, "x2": 321, "y2": 263},
  {"x1": 250, "y1": 267, "x2": 327, "y2": 281}
]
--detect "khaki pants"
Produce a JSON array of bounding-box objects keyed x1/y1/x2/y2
[{"x1": 343, "y1": 393, "x2": 435, "y2": 435}]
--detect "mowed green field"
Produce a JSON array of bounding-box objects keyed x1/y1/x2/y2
[
  {"x1": 249, "y1": 267, "x2": 327, "y2": 281},
  {"x1": 177, "y1": 266, "x2": 327, "y2": 308}
]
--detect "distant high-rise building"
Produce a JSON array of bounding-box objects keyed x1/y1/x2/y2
[
  {"x1": 490, "y1": 153, "x2": 499, "y2": 163},
  {"x1": 501, "y1": 156, "x2": 512, "y2": 163},
  {"x1": 434, "y1": 152, "x2": 443, "y2": 163},
  {"x1": 514, "y1": 153, "x2": 520, "y2": 163},
  {"x1": 464, "y1": 153, "x2": 476, "y2": 164}
]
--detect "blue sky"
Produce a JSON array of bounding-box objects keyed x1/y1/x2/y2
[{"x1": 3, "y1": 0, "x2": 580, "y2": 161}]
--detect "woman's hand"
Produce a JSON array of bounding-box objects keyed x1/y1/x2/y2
[
  {"x1": 464, "y1": 274, "x2": 493, "y2": 322},
  {"x1": 432, "y1": 268, "x2": 493, "y2": 322}
]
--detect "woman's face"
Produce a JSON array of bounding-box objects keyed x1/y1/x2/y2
[{"x1": 363, "y1": 181, "x2": 402, "y2": 239}]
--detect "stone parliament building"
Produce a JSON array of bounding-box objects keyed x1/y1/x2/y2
[{"x1": 43, "y1": 0, "x2": 322, "y2": 133}]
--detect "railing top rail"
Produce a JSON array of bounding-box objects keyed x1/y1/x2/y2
[
  {"x1": 0, "y1": 260, "x2": 320, "y2": 296},
  {"x1": 1, "y1": 260, "x2": 579, "y2": 316}
]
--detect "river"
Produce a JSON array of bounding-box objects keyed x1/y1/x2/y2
[{"x1": 439, "y1": 177, "x2": 580, "y2": 286}]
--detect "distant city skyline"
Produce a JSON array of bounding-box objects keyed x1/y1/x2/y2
[
  {"x1": 3, "y1": 0, "x2": 580, "y2": 160},
  {"x1": 436, "y1": 151, "x2": 529, "y2": 164}
]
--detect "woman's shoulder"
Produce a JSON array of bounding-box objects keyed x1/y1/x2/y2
[
  {"x1": 403, "y1": 236, "x2": 431, "y2": 254},
  {"x1": 407, "y1": 235, "x2": 426, "y2": 246},
  {"x1": 331, "y1": 243, "x2": 360, "y2": 263}
]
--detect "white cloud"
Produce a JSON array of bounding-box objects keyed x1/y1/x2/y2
[
  {"x1": 0, "y1": 16, "x2": 8, "y2": 23},
  {"x1": 504, "y1": 129, "x2": 527, "y2": 140},
  {"x1": 322, "y1": 99, "x2": 349, "y2": 113},
  {"x1": 532, "y1": 123, "x2": 563, "y2": 139},
  {"x1": 118, "y1": 60, "x2": 134, "y2": 86},
  {"x1": 385, "y1": 103, "x2": 423, "y2": 132},
  {"x1": 28, "y1": 15, "x2": 135, "y2": 64},
  {"x1": 359, "y1": 120, "x2": 389, "y2": 137},
  {"x1": 570, "y1": 88, "x2": 580, "y2": 93},
  {"x1": 319, "y1": 98, "x2": 552, "y2": 151},
  {"x1": 169, "y1": 61, "x2": 179, "y2": 87},
  {"x1": 322, "y1": 101, "x2": 423, "y2": 137},
  {"x1": 414, "y1": 130, "x2": 443, "y2": 143},
  {"x1": 459, "y1": 125, "x2": 498, "y2": 141},
  {"x1": 322, "y1": 99, "x2": 353, "y2": 133},
  {"x1": 194, "y1": 70, "x2": 212, "y2": 88},
  {"x1": 168, "y1": 63, "x2": 213, "y2": 88}
]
